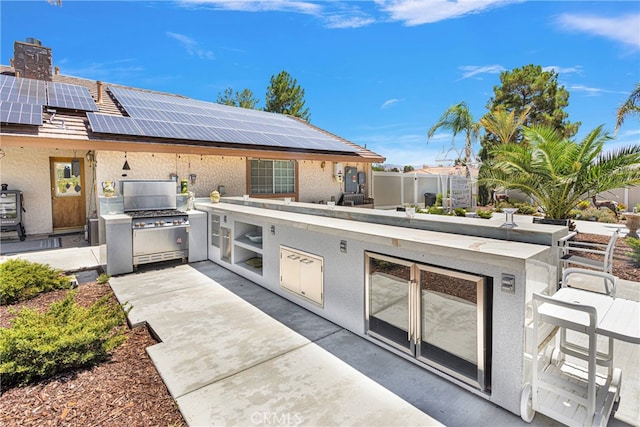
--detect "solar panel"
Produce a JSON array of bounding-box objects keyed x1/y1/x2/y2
[
  {"x1": 0, "y1": 75, "x2": 98, "y2": 112},
  {"x1": 87, "y1": 113, "x2": 143, "y2": 135},
  {"x1": 48, "y1": 82, "x2": 98, "y2": 112},
  {"x1": 0, "y1": 75, "x2": 47, "y2": 104},
  {"x1": 104, "y1": 86, "x2": 360, "y2": 153},
  {"x1": 0, "y1": 101, "x2": 43, "y2": 125}
]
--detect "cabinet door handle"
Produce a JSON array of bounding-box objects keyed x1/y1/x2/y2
[
  {"x1": 300, "y1": 259, "x2": 314, "y2": 264},
  {"x1": 212, "y1": 233, "x2": 219, "y2": 237},
  {"x1": 287, "y1": 255, "x2": 301, "y2": 260}
]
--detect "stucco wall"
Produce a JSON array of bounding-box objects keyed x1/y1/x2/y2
[
  {"x1": 297, "y1": 161, "x2": 370, "y2": 203},
  {"x1": 0, "y1": 146, "x2": 90, "y2": 235},
  {"x1": 96, "y1": 153, "x2": 371, "y2": 204},
  {"x1": 95, "y1": 151, "x2": 246, "y2": 199},
  {"x1": 0, "y1": 147, "x2": 373, "y2": 236}
]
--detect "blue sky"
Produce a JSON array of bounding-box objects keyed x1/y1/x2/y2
[{"x1": 1, "y1": 0, "x2": 639, "y2": 167}]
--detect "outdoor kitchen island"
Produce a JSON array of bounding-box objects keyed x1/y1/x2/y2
[{"x1": 195, "y1": 199, "x2": 558, "y2": 417}]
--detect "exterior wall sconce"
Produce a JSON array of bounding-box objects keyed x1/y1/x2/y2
[
  {"x1": 122, "y1": 152, "x2": 131, "y2": 170},
  {"x1": 189, "y1": 173, "x2": 197, "y2": 185}
]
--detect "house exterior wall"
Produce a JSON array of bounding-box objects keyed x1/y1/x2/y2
[
  {"x1": 0, "y1": 146, "x2": 90, "y2": 235},
  {"x1": 297, "y1": 161, "x2": 370, "y2": 203},
  {"x1": 0, "y1": 146, "x2": 374, "y2": 236},
  {"x1": 96, "y1": 152, "x2": 372, "y2": 203},
  {"x1": 95, "y1": 151, "x2": 246, "y2": 198}
]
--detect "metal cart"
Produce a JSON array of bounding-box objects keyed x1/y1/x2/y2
[{"x1": 521, "y1": 269, "x2": 622, "y2": 426}]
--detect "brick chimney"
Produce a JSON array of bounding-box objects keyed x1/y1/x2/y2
[{"x1": 13, "y1": 38, "x2": 53, "y2": 81}]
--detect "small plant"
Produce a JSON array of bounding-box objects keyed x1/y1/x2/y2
[
  {"x1": 435, "y1": 193, "x2": 443, "y2": 207},
  {"x1": 579, "y1": 207, "x2": 617, "y2": 223},
  {"x1": 627, "y1": 237, "x2": 640, "y2": 265},
  {"x1": 476, "y1": 209, "x2": 493, "y2": 219},
  {"x1": 617, "y1": 203, "x2": 626, "y2": 212},
  {"x1": 577, "y1": 200, "x2": 591, "y2": 210},
  {"x1": 514, "y1": 202, "x2": 537, "y2": 215},
  {"x1": 96, "y1": 273, "x2": 111, "y2": 284},
  {"x1": 453, "y1": 207, "x2": 466, "y2": 217},
  {"x1": 0, "y1": 259, "x2": 73, "y2": 305},
  {"x1": 428, "y1": 206, "x2": 448, "y2": 215},
  {"x1": 0, "y1": 291, "x2": 127, "y2": 387}
]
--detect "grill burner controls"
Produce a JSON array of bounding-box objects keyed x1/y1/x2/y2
[{"x1": 127, "y1": 210, "x2": 189, "y2": 229}]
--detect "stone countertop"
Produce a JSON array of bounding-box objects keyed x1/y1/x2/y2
[{"x1": 195, "y1": 201, "x2": 549, "y2": 261}]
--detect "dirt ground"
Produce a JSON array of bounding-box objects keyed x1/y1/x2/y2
[
  {"x1": 0, "y1": 233, "x2": 637, "y2": 426},
  {"x1": 573, "y1": 233, "x2": 639, "y2": 282}
]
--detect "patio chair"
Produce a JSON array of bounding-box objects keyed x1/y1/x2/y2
[{"x1": 559, "y1": 229, "x2": 620, "y2": 276}]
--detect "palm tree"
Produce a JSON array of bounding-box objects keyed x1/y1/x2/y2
[
  {"x1": 615, "y1": 83, "x2": 640, "y2": 134},
  {"x1": 479, "y1": 105, "x2": 531, "y2": 145},
  {"x1": 480, "y1": 125, "x2": 640, "y2": 219},
  {"x1": 427, "y1": 102, "x2": 480, "y2": 177}
]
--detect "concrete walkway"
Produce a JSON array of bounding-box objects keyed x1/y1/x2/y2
[{"x1": 109, "y1": 263, "x2": 441, "y2": 426}]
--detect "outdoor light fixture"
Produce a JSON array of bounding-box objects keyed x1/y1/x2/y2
[
  {"x1": 122, "y1": 152, "x2": 131, "y2": 170},
  {"x1": 501, "y1": 208, "x2": 518, "y2": 228}
]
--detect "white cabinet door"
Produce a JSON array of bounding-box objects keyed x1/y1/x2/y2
[
  {"x1": 299, "y1": 255, "x2": 323, "y2": 305},
  {"x1": 280, "y1": 247, "x2": 301, "y2": 292},
  {"x1": 280, "y1": 246, "x2": 324, "y2": 306}
]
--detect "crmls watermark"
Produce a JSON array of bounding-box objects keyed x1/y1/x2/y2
[{"x1": 250, "y1": 411, "x2": 303, "y2": 425}]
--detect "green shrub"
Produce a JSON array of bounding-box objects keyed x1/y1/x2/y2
[
  {"x1": 0, "y1": 259, "x2": 72, "y2": 304},
  {"x1": 428, "y1": 206, "x2": 448, "y2": 215},
  {"x1": 453, "y1": 208, "x2": 466, "y2": 217},
  {"x1": 476, "y1": 210, "x2": 493, "y2": 219},
  {"x1": 0, "y1": 291, "x2": 127, "y2": 387},
  {"x1": 435, "y1": 193, "x2": 443, "y2": 207},
  {"x1": 578, "y1": 207, "x2": 617, "y2": 223},
  {"x1": 577, "y1": 200, "x2": 591, "y2": 210},
  {"x1": 627, "y1": 237, "x2": 640, "y2": 265},
  {"x1": 96, "y1": 273, "x2": 111, "y2": 284},
  {"x1": 514, "y1": 202, "x2": 537, "y2": 215}
]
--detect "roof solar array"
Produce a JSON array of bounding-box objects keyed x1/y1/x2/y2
[
  {"x1": 0, "y1": 75, "x2": 98, "y2": 125},
  {"x1": 100, "y1": 86, "x2": 359, "y2": 154},
  {"x1": 0, "y1": 101, "x2": 43, "y2": 125},
  {"x1": 48, "y1": 82, "x2": 99, "y2": 112},
  {"x1": 0, "y1": 75, "x2": 47, "y2": 105}
]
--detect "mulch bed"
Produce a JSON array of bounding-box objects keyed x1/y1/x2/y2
[
  {"x1": 573, "y1": 232, "x2": 639, "y2": 282},
  {"x1": 0, "y1": 283, "x2": 186, "y2": 427}
]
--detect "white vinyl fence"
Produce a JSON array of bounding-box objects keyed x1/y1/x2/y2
[
  {"x1": 372, "y1": 172, "x2": 640, "y2": 211},
  {"x1": 372, "y1": 172, "x2": 477, "y2": 210}
]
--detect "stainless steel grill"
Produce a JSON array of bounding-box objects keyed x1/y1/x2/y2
[{"x1": 122, "y1": 181, "x2": 189, "y2": 266}]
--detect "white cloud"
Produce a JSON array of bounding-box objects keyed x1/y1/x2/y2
[
  {"x1": 458, "y1": 64, "x2": 506, "y2": 80},
  {"x1": 543, "y1": 65, "x2": 583, "y2": 75},
  {"x1": 569, "y1": 84, "x2": 628, "y2": 97},
  {"x1": 324, "y1": 14, "x2": 376, "y2": 29},
  {"x1": 555, "y1": 13, "x2": 640, "y2": 50},
  {"x1": 375, "y1": 0, "x2": 520, "y2": 26},
  {"x1": 381, "y1": 98, "x2": 401, "y2": 109},
  {"x1": 166, "y1": 32, "x2": 215, "y2": 60},
  {"x1": 177, "y1": 0, "x2": 321, "y2": 15}
]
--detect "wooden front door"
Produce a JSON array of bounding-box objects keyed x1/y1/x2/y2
[{"x1": 50, "y1": 157, "x2": 86, "y2": 229}]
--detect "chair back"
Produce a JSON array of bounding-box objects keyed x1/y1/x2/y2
[{"x1": 561, "y1": 267, "x2": 617, "y2": 297}]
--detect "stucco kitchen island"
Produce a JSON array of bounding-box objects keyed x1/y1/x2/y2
[{"x1": 195, "y1": 199, "x2": 558, "y2": 417}]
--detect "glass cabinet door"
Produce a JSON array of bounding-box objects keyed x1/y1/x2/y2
[
  {"x1": 417, "y1": 264, "x2": 486, "y2": 388},
  {"x1": 365, "y1": 252, "x2": 490, "y2": 391},
  {"x1": 366, "y1": 253, "x2": 413, "y2": 353}
]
